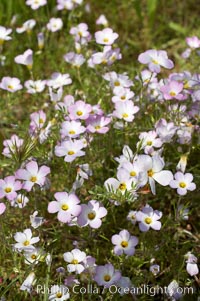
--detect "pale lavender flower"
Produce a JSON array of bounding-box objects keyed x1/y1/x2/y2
[
  {"x1": 169, "y1": 172, "x2": 196, "y2": 196},
  {"x1": 47, "y1": 72, "x2": 72, "y2": 89},
  {"x1": 103, "y1": 71, "x2": 133, "y2": 89},
  {"x1": 70, "y1": 23, "x2": 91, "y2": 45},
  {"x1": 0, "y1": 77, "x2": 22, "y2": 92},
  {"x1": 29, "y1": 110, "x2": 46, "y2": 134},
  {"x1": 136, "y1": 205, "x2": 162, "y2": 232},
  {"x1": 68, "y1": 100, "x2": 92, "y2": 120},
  {"x1": 86, "y1": 115, "x2": 111, "y2": 134},
  {"x1": 138, "y1": 49, "x2": 174, "y2": 73},
  {"x1": 26, "y1": 0, "x2": 47, "y2": 10},
  {"x1": 48, "y1": 192, "x2": 81, "y2": 223},
  {"x1": 160, "y1": 81, "x2": 185, "y2": 100},
  {"x1": 2, "y1": 134, "x2": 24, "y2": 158},
  {"x1": 94, "y1": 263, "x2": 121, "y2": 287},
  {"x1": 186, "y1": 36, "x2": 200, "y2": 49},
  {"x1": 111, "y1": 229, "x2": 138, "y2": 256},
  {"x1": 112, "y1": 86, "x2": 134, "y2": 103},
  {"x1": 55, "y1": 139, "x2": 85, "y2": 162},
  {"x1": 57, "y1": 0, "x2": 83, "y2": 11},
  {"x1": 64, "y1": 52, "x2": 85, "y2": 67},
  {"x1": 14, "y1": 49, "x2": 33, "y2": 69},
  {"x1": 0, "y1": 176, "x2": 22, "y2": 201},
  {"x1": 0, "y1": 203, "x2": 6, "y2": 215},
  {"x1": 155, "y1": 119, "x2": 177, "y2": 142},
  {"x1": 16, "y1": 19, "x2": 36, "y2": 34},
  {"x1": 95, "y1": 28, "x2": 118, "y2": 45},
  {"x1": 92, "y1": 46, "x2": 121, "y2": 65},
  {"x1": 185, "y1": 252, "x2": 199, "y2": 276},
  {"x1": 77, "y1": 200, "x2": 107, "y2": 228},
  {"x1": 113, "y1": 100, "x2": 139, "y2": 122},
  {"x1": 138, "y1": 130, "x2": 162, "y2": 154},
  {"x1": 60, "y1": 120, "x2": 86, "y2": 139},
  {"x1": 15, "y1": 161, "x2": 50, "y2": 192}
]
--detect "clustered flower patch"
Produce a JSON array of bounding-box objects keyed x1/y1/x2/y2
[{"x1": 0, "y1": 1, "x2": 199, "y2": 300}]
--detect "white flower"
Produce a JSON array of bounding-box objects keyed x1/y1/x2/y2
[
  {"x1": 96, "y1": 14, "x2": 108, "y2": 27},
  {"x1": 137, "y1": 154, "x2": 173, "y2": 195},
  {"x1": 14, "y1": 49, "x2": 33, "y2": 69},
  {"x1": 63, "y1": 249, "x2": 86, "y2": 274},
  {"x1": 47, "y1": 18, "x2": 63, "y2": 32},
  {"x1": 11, "y1": 194, "x2": 29, "y2": 208},
  {"x1": 25, "y1": 80, "x2": 46, "y2": 94},
  {"x1": 95, "y1": 28, "x2": 118, "y2": 45},
  {"x1": 49, "y1": 285, "x2": 70, "y2": 301},
  {"x1": 0, "y1": 26, "x2": 12, "y2": 44},
  {"x1": 16, "y1": 19, "x2": 36, "y2": 34},
  {"x1": 0, "y1": 77, "x2": 23, "y2": 92},
  {"x1": 185, "y1": 252, "x2": 199, "y2": 276},
  {"x1": 14, "y1": 228, "x2": 40, "y2": 251},
  {"x1": 30, "y1": 211, "x2": 45, "y2": 229},
  {"x1": 24, "y1": 247, "x2": 43, "y2": 265},
  {"x1": 47, "y1": 72, "x2": 72, "y2": 89},
  {"x1": 20, "y1": 272, "x2": 35, "y2": 293},
  {"x1": 113, "y1": 100, "x2": 139, "y2": 122},
  {"x1": 26, "y1": 0, "x2": 47, "y2": 10}
]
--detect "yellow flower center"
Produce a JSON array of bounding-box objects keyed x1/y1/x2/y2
[
  {"x1": 61, "y1": 204, "x2": 69, "y2": 211},
  {"x1": 114, "y1": 81, "x2": 120, "y2": 86},
  {"x1": 71, "y1": 259, "x2": 79, "y2": 264},
  {"x1": 146, "y1": 140, "x2": 152, "y2": 146},
  {"x1": 179, "y1": 182, "x2": 186, "y2": 188},
  {"x1": 69, "y1": 130, "x2": 76, "y2": 135},
  {"x1": 8, "y1": 85, "x2": 14, "y2": 90},
  {"x1": 152, "y1": 59, "x2": 158, "y2": 64},
  {"x1": 147, "y1": 169, "x2": 154, "y2": 177},
  {"x1": 95, "y1": 125, "x2": 101, "y2": 130},
  {"x1": 121, "y1": 240, "x2": 128, "y2": 248},
  {"x1": 121, "y1": 96, "x2": 126, "y2": 100},
  {"x1": 31, "y1": 254, "x2": 37, "y2": 259},
  {"x1": 30, "y1": 176, "x2": 37, "y2": 182},
  {"x1": 39, "y1": 118, "x2": 44, "y2": 124},
  {"x1": 5, "y1": 187, "x2": 12, "y2": 193},
  {"x1": 56, "y1": 292, "x2": 63, "y2": 298},
  {"x1": 68, "y1": 150, "x2": 75, "y2": 155},
  {"x1": 76, "y1": 111, "x2": 83, "y2": 116},
  {"x1": 119, "y1": 183, "x2": 127, "y2": 190},
  {"x1": 183, "y1": 82, "x2": 190, "y2": 89},
  {"x1": 130, "y1": 171, "x2": 136, "y2": 177},
  {"x1": 88, "y1": 212, "x2": 96, "y2": 220},
  {"x1": 170, "y1": 91, "x2": 176, "y2": 97},
  {"x1": 104, "y1": 274, "x2": 111, "y2": 282},
  {"x1": 102, "y1": 59, "x2": 107, "y2": 64},
  {"x1": 24, "y1": 240, "x2": 30, "y2": 246},
  {"x1": 144, "y1": 217, "x2": 152, "y2": 224},
  {"x1": 17, "y1": 198, "x2": 23, "y2": 203},
  {"x1": 122, "y1": 113, "x2": 129, "y2": 118},
  {"x1": 103, "y1": 38, "x2": 109, "y2": 43}
]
